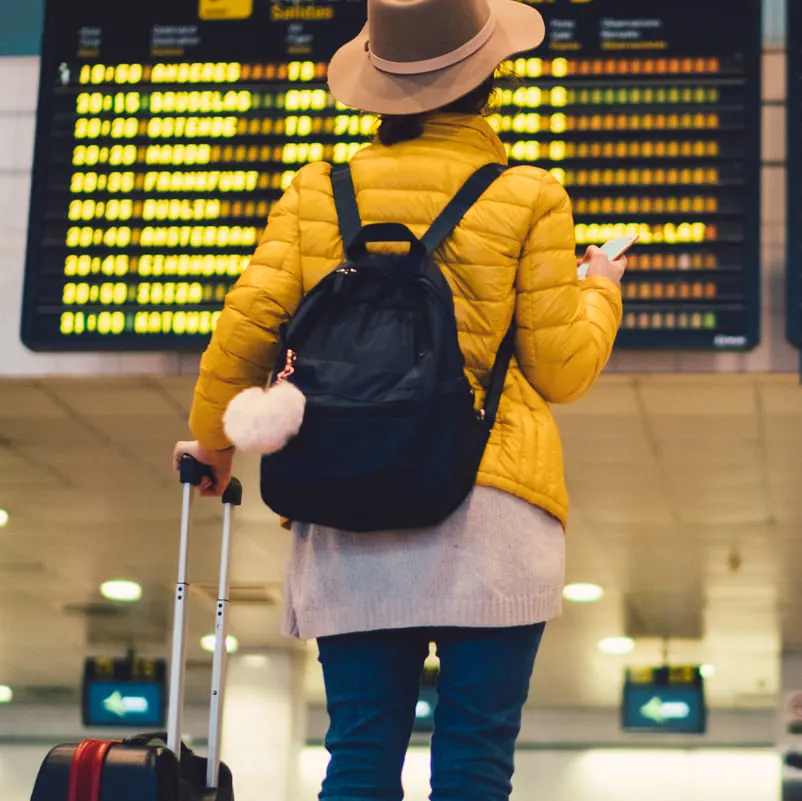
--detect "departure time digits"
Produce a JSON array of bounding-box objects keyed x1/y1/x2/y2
[{"x1": 49, "y1": 49, "x2": 742, "y2": 340}]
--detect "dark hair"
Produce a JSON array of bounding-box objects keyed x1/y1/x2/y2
[{"x1": 377, "y1": 74, "x2": 498, "y2": 147}]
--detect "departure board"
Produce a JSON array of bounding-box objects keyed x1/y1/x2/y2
[
  {"x1": 788, "y1": 0, "x2": 802, "y2": 347},
  {"x1": 21, "y1": 0, "x2": 762, "y2": 351}
]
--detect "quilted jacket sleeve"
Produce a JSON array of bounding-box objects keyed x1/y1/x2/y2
[
  {"x1": 189, "y1": 176, "x2": 304, "y2": 450},
  {"x1": 515, "y1": 172, "x2": 623, "y2": 404}
]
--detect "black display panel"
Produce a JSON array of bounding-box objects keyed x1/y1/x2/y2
[
  {"x1": 788, "y1": 0, "x2": 802, "y2": 347},
  {"x1": 22, "y1": 0, "x2": 762, "y2": 351}
]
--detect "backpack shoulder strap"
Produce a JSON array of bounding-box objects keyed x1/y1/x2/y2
[
  {"x1": 419, "y1": 162, "x2": 513, "y2": 430},
  {"x1": 483, "y1": 324, "x2": 515, "y2": 429},
  {"x1": 420, "y1": 163, "x2": 506, "y2": 255},
  {"x1": 331, "y1": 165, "x2": 362, "y2": 251}
]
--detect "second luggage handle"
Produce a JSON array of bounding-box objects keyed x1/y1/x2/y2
[{"x1": 168, "y1": 455, "x2": 242, "y2": 790}]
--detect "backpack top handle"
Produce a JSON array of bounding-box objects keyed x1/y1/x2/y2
[
  {"x1": 331, "y1": 162, "x2": 506, "y2": 260},
  {"x1": 345, "y1": 222, "x2": 428, "y2": 262}
]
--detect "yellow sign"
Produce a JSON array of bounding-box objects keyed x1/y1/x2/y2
[
  {"x1": 199, "y1": 0, "x2": 253, "y2": 20},
  {"x1": 669, "y1": 666, "x2": 696, "y2": 684},
  {"x1": 628, "y1": 666, "x2": 654, "y2": 684}
]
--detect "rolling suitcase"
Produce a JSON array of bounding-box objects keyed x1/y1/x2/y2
[{"x1": 31, "y1": 455, "x2": 241, "y2": 801}]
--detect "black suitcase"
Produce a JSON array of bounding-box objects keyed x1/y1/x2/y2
[{"x1": 31, "y1": 456, "x2": 241, "y2": 801}]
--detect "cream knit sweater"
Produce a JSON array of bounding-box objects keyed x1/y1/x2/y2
[{"x1": 283, "y1": 486, "x2": 565, "y2": 640}]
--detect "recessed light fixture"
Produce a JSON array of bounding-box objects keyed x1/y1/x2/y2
[
  {"x1": 563, "y1": 583, "x2": 604, "y2": 603},
  {"x1": 700, "y1": 664, "x2": 716, "y2": 678},
  {"x1": 597, "y1": 636, "x2": 635, "y2": 655},
  {"x1": 241, "y1": 654, "x2": 270, "y2": 669},
  {"x1": 201, "y1": 634, "x2": 239, "y2": 654},
  {"x1": 0, "y1": 509, "x2": 8, "y2": 528},
  {"x1": 100, "y1": 580, "x2": 142, "y2": 602},
  {"x1": 0, "y1": 686, "x2": 13, "y2": 703}
]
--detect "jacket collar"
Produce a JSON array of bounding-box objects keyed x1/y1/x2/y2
[{"x1": 408, "y1": 113, "x2": 509, "y2": 165}]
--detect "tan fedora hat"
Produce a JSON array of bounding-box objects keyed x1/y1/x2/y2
[{"x1": 328, "y1": 0, "x2": 545, "y2": 116}]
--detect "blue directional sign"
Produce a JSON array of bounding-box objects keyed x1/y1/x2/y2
[
  {"x1": 82, "y1": 657, "x2": 166, "y2": 728},
  {"x1": 622, "y1": 665, "x2": 707, "y2": 734},
  {"x1": 85, "y1": 680, "x2": 165, "y2": 727}
]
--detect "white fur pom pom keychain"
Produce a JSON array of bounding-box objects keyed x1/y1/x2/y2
[{"x1": 223, "y1": 350, "x2": 306, "y2": 453}]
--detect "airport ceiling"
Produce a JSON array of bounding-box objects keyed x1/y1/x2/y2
[{"x1": 0, "y1": 372, "x2": 799, "y2": 710}]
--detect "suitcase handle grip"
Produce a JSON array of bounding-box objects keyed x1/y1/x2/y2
[
  {"x1": 179, "y1": 455, "x2": 242, "y2": 506},
  {"x1": 222, "y1": 477, "x2": 242, "y2": 507},
  {"x1": 179, "y1": 454, "x2": 214, "y2": 486}
]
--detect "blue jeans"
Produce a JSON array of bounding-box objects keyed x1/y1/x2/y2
[{"x1": 316, "y1": 624, "x2": 546, "y2": 801}]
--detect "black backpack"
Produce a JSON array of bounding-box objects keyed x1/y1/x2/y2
[{"x1": 260, "y1": 163, "x2": 514, "y2": 532}]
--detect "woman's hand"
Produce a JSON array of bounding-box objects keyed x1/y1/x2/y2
[
  {"x1": 172, "y1": 441, "x2": 234, "y2": 497},
  {"x1": 579, "y1": 245, "x2": 627, "y2": 289}
]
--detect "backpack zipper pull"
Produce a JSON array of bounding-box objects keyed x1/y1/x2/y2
[
  {"x1": 333, "y1": 266, "x2": 357, "y2": 295},
  {"x1": 276, "y1": 349, "x2": 296, "y2": 384}
]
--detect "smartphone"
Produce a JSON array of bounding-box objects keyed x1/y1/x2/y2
[
  {"x1": 578, "y1": 235, "x2": 638, "y2": 279},
  {"x1": 600, "y1": 235, "x2": 639, "y2": 261}
]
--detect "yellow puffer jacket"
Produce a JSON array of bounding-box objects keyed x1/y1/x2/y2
[{"x1": 189, "y1": 114, "x2": 622, "y2": 527}]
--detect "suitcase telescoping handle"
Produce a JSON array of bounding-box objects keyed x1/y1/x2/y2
[{"x1": 168, "y1": 455, "x2": 242, "y2": 790}]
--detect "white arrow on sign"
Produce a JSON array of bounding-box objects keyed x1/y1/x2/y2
[
  {"x1": 639, "y1": 696, "x2": 691, "y2": 724},
  {"x1": 102, "y1": 690, "x2": 150, "y2": 718}
]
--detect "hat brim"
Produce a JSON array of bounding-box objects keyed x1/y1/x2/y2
[{"x1": 327, "y1": 0, "x2": 545, "y2": 116}]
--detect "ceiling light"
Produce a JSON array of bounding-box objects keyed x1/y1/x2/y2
[
  {"x1": 0, "y1": 686, "x2": 12, "y2": 703},
  {"x1": 700, "y1": 664, "x2": 716, "y2": 678},
  {"x1": 0, "y1": 509, "x2": 8, "y2": 528},
  {"x1": 563, "y1": 583, "x2": 604, "y2": 603},
  {"x1": 100, "y1": 580, "x2": 142, "y2": 602},
  {"x1": 201, "y1": 634, "x2": 239, "y2": 654},
  {"x1": 241, "y1": 654, "x2": 270, "y2": 668},
  {"x1": 597, "y1": 636, "x2": 635, "y2": 655}
]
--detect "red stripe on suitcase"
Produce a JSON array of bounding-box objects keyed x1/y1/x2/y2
[{"x1": 67, "y1": 739, "x2": 114, "y2": 801}]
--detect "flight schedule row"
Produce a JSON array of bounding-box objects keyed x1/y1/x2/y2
[{"x1": 71, "y1": 57, "x2": 734, "y2": 88}]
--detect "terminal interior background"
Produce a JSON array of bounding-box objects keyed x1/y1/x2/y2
[{"x1": 1, "y1": 0, "x2": 801, "y2": 799}]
